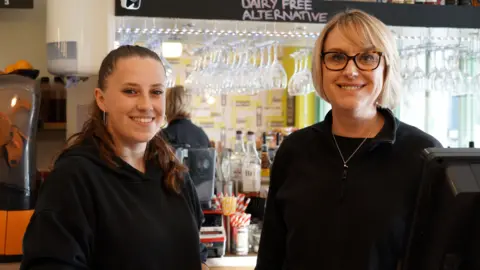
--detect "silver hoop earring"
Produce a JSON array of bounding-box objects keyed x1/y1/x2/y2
[{"x1": 160, "y1": 115, "x2": 168, "y2": 129}]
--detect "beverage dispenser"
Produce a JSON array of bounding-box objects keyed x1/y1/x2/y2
[{"x1": 0, "y1": 74, "x2": 40, "y2": 261}]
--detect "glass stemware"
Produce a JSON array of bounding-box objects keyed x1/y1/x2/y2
[{"x1": 269, "y1": 43, "x2": 287, "y2": 91}]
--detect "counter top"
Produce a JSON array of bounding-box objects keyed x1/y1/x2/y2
[
  {"x1": 0, "y1": 255, "x2": 258, "y2": 269},
  {"x1": 0, "y1": 263, "x2": 19, "y2": 270},
  {"x1": 206, "y1": 254, "x2": 257, "y2": 268},
  {"x1": 0, "y1": 256, "x2": 258, "y2": 270}
]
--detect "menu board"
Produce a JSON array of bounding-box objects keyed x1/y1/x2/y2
[
  {"x1": 242, "y1": 0, "x2": 328, "y2": 23},
  {"x1": 114, "y1": 0, "x2": 480, "y2": 29}
]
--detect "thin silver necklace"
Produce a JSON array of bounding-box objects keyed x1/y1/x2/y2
[
  {"x1": 332, "y1": 130, "x2": 372, "y2": 200},
  {"x1": 332, "y1": 131, "x2": 372, "y2": 170}
]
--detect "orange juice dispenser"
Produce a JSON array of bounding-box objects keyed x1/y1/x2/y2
[{"x1": 0, "y1": 73, "x2": 40, "y2": 261}]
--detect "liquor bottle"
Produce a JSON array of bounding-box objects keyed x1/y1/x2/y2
[
  {"x1": 242, "y1": 131, "x2": 261, "y2": 193},
  {"x1": 230, "y1": 130, "x2": 246, "y2": 194},
  {"x1": 275, "y1": 132, "x2": 282, "y2": 148},
  {"x1": 271, "y1": 132, "x2": 282, "y2": 160},
  {"x1": 220, "y1": 149, "x2": 233, "y2": 195},
  {"x1": 260, "y1": 132, "x2": 271, "y2": 186}
]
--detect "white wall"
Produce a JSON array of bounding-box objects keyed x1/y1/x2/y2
[
  {"x1": 0, "y1": 0, "x2": 48, "y2": 77},
  {"x1": 66, "y1": 77, "x2": 96, "y2": 139}
]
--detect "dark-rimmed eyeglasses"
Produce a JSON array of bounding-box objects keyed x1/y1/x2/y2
[{"x1": 321, "y1": 51, "x2": 383, "y2": 71}]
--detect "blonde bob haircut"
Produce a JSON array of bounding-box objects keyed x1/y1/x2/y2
[
  {"x1": 165, "y1": 85, "x2": 192, "y2": 122},
  {"x1": 312, "y1": 9, "x2": 402, "y2": 109}
]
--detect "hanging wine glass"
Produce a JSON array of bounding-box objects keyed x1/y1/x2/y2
[
  {"x1": 287, "y1": 51, "x2": 300, "y2": 96},
  {"x1": 268, "y1": 42, "x2": 287, "y2": 91},
  {"x1": 288, "y1": 50, "x2": 311, "y2": 96},
  {"x1": 428, "y1": 47, "x2": 452, "y2": 147},
  {"x1": 448, "y1": 48, "x2": 465, "y2": 96},
  {"x1": 222, "y1": 48, "x2": 239, "y2": 95},
  {"x1": 402, "y1": 49, "x2": 427, "y2": 131},
  {"x1": 185, "y1": 58, "x2": 202, "y2": 93},
  {"x1": 258, "y1": 46, "x2": 272, "y2": 91},
  {"x1": 298, "y1": 51, "x2": 314, "y2": 94},
  {"x1": 118, "y1": 28, "x2": 141, "y2": 46}
]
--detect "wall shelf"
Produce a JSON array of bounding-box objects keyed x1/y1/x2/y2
[{"x1": 41, "y1": 122, "x2": 66, "y2": 131}]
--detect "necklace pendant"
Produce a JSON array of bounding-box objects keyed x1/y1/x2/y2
[
  {"x1": 342, "y1": 165, "x2": 348, "y2": 180},
  {"x1": 340, "y1": 165, "x2": 348, "y2": 201}
]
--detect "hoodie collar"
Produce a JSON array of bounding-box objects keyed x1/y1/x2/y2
[
  {"x1": 168, "y1": 118, "x2": 191, "y2": 126},
  {"x1": 311, "y1": 107, "x2": 398, "y2": 145},
  {"x1": 56, "y1": 137, "x2": 163, "y2": 182}
]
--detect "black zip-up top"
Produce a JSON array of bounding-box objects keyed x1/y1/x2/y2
[
  {"x1": 163, "y1": 118, "x2": 210, "y2": 149},
  {"x1": 21, "y1": 138, "x2": 207, "y2": 270},
  {"x1": 255, "y1": 108, "x2": 442, "y2": 270}
]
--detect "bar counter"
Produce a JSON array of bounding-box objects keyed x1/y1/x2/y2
[
  {"x1": 0, "y1": 254, "x2": 258, "y2": 270},
  {"x1": 207, "y1": 253, "x2": 257, "y2": 269}
]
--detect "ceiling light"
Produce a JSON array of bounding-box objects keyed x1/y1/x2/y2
[{"x1": 162, "y1": 42, "x2": 183, "y2": 58}]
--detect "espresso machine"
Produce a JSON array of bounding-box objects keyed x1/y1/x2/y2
[
  {"x1": 173, "y1": 145, "x2": 225, "y2": 257},
  {"x1": 0, "y1": 73, "x2": 40, "y2": 261},
  {"x1": 174, "y1": 145, "x2": 217, "y2": 209}
]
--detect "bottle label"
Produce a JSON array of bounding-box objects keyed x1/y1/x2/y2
[
  {"x1": 231, "y1": 163, "x2": 243, "y2": 182},
  {"x1": 261, "y1": 168, "x2": 270, "y2": 176},
  {"x1": 243, "y1": 164, "x2": 261, "y2": 192},
  {"x1": 235, "y1": 227, "x2": 249, "y2": 255},
  {"x1": 261, "y1": 171, "x2": 270, "y2": 185}
]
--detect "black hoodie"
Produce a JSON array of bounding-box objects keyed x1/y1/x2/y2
[{"x1": 21, "y1": 139, "x2": 207, "y2": 270}]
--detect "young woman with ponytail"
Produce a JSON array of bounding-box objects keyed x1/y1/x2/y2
[{"x1": 21, "y1": 45, "x2": 209, "y2": 270}]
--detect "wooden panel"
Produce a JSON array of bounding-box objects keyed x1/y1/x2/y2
[{"x1": 5, "y1": 210, "x2": 33, "y2": 255}]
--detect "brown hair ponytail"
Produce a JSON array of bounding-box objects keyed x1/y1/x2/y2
[{"x1": 58, "y1": 45, "x2": 187, "y2": 193}]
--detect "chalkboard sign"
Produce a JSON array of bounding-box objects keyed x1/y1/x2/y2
[
  {"x1": 241, "y1": 0, "x2": 328, "y2": 23},
  {"x1": 0, "y1": 0, "x2": 33, "y2": 9},
  {"x1": 114, "y1": 0, "x2": 480, "y2": 29}
]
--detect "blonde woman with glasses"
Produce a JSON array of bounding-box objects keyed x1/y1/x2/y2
[{"x1": 255, "y1": 10, "x2": 441, "y2": 270}]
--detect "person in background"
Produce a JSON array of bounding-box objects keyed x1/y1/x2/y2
[
  {"x1": 162, "y1": 85, "x2": 210, "y2": 148},
  {"x1": 255, "y1": 10, "x2": 442, "y2": 270},
  {"x1": 21, "y1": 45, "x2": 209, "y2": 270}
]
